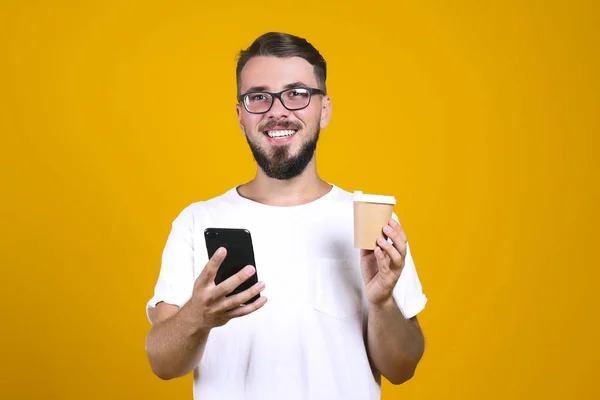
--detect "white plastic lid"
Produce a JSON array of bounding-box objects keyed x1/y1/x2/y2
[{"x1": 353, "y1": 191, "x2": 396, "y2": 205}]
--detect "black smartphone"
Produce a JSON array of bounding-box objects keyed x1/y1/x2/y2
[{"x1": 204, "y1": 228, "x2": 260, "y2": 305}]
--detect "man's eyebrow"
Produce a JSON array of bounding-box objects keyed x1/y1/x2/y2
[
  {"x1": 245, "y1": 85, "x2": 269, "y2": 93},
  {"x1": 244, "y1": 81, "x2": 312, "y2": 93},
  {"x1": 283, "y1": 81, "x2": 311, "y2": 89}
]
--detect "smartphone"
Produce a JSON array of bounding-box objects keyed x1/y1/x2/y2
[{"x1": 204, "y1": 228, "x2": 260, "y2": 305}]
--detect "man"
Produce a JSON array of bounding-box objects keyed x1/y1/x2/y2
[{"x1": 145, "y1": 32, "x2": 427, "y2": 399}]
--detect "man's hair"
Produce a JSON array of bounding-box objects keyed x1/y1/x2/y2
[{"x1": 236, "y1": 32, "x2": 327, "y2": 96}]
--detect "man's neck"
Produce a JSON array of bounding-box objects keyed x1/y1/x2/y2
[{"x1": 237, "y1": 162, "x2": 332, "y2": 207}]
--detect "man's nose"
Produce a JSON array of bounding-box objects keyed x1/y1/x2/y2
[{"x1": 266, "y1": 95, "x2": 289, "y2": 118}]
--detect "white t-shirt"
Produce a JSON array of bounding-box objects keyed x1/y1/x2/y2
[{"x1": 146, "y1": 184, "x2": 427, "y2": 400}]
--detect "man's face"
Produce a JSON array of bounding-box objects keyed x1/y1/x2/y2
[{"x1": 236, "y1": 56, "x2": 331, "y2": 180}]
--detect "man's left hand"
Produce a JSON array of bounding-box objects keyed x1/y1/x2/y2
[{"x1": 360, "y1": 218, "x2": 408, "y2": 307}]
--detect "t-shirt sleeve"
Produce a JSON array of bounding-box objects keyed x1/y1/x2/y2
[
  {"x1": 390, "y1": 212, "x2": 428, "y2": 319},
  {"x1": 146, "y1": 206, "x2": 197, "y2": 322}
]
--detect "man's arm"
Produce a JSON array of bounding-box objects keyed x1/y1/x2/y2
[
  {"x1": 367, "y1": 298, "x2": 425, "y2": 384},
  {"x1": 145, "y1": 302, "x2": 210, "y2": 380},
  {"x1": 360, "y1": 217, "x2": 426, "y2": 385},
  {"x1": 145, "y1": 248, "x2": 267, "y2": 380}
]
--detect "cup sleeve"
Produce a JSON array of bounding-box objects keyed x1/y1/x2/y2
[
  {"x1": 145, "y1": 206, "x2": 197, "y2": 322},
  {"x1": 390, "y1": 213, "x2": 428, "y2": 319}
]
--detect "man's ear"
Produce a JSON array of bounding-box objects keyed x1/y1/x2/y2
[
  {"x1": 320, "y1": 95, "x2": 332, "y2": 129},
  {"x1": 236, "y1": 103, "x2": 246, "y2": 135}
]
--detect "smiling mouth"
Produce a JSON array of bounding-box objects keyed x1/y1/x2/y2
[{"x1": 264, "y1": 129, "x2": 297, "y2": 139}]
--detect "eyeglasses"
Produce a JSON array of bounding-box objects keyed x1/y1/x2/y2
[{"x1": 238, "y1": 87, "x2": 325, "y2": 114}]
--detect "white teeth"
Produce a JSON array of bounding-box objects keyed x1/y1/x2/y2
[{"x1": 267, "y1": 129, "x2": 296, "y2": 138}]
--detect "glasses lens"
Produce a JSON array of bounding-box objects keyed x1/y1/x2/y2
[
  {"x1": 281, "y1": 88, "x2": 310, "y2": 110},
  {"x1": 244, "y1": 93, "x2": 273, "y2": 113}
]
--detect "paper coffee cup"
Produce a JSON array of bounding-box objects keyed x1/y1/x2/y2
[{"x1": 353, "y1": 191, "x2": 396, "y2": 250}]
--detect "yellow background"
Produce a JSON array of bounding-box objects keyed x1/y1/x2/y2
[{"x1": 1, "y1": 1, "x2": 599, "y2": 399}]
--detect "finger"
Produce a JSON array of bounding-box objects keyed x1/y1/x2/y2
[
  {"x1": 196, "y1": 247, "x2": 227, "y2": 288},
  {"x1": 219, "y1": 281, "x2": 266, "y2": 311},
  {"x1": 375, "y1": 246, "x2": 402, "y2": 290},
  {"x1": 384, "y1": 219, "x2": 407, "y2": 245},
  {"x1": 225, "y1": 296, "x2": 268, "y2": 319},
  {"x1": 377, "y1": 237, "x2": 403, "y2": 269},
  {"x1": 374, "y1": 246, "x2": 390, "y2": 274},
  {"x1": 384, "y1": 221, "x2": 408, "y2": 258},
  {"x1": 213, "y1": 264, "x2": 257, "y2": 298},
  {"x1": 374, "y1": 245, "x2": 385, "y2": 262}
]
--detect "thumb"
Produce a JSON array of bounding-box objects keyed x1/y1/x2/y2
[{"x1": 360, "y1": 249, "x2": 374, "y2": 258}]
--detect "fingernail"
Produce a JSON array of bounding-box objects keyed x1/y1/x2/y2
[
  {"x1": 216, "y1": 248, "x2": 225, "y2": 256},
  {"x1": 245, "y1": 265, "x2": 255, "y2": 276},
  {"x1": 257, "y1": 281, "x2": 265, "y2": 290},
  {"x1": 383, "y1": 225, "x2": 392, "y2": 234},
  {"x1": 377, "y1": 237, "x2": 387, "y2": 245}
]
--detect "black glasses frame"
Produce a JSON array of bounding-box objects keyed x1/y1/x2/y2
[{"x1": 238, "y1": 87, "x2": 325, "y2": 114}]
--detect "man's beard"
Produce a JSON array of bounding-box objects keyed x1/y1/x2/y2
[{"x1": 244, "y1": 125, "x2": 320, "y2": 181}]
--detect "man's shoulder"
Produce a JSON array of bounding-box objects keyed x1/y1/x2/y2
[
  {"x1": 193, "y1": 187, "x2": 238, "y2": 207},
  {"x1": 326, "y1": 183, "x2": 357, "y2": 209},
  {"x1": 171, "y1": 187, "x2": 238, "y2": 221},
  {"x1": 331, "y1": 183, "x2": 354, "y2": 200}
]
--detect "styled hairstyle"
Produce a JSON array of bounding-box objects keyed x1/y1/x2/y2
[{"x1": 235, "y1": 32, "x2": 327, "y2": 96}]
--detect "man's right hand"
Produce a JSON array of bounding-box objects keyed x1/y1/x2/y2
[{"x1": 183, "y1": 247, "x2": 267, "y2": 332}]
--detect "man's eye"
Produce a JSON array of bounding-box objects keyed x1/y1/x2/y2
[{"x1": 287, "y1": 90, "x2": 308, "y2": 98}]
